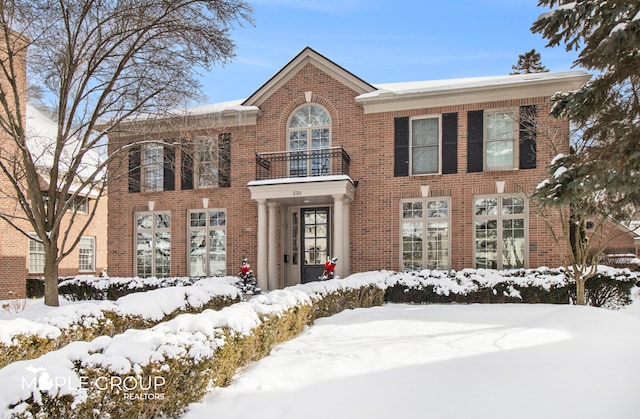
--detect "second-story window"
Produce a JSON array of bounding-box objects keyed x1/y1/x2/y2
[
  {"x1": 180, "y1": 134, "x2": 231, "y2": 190},
  {"x1": 195, "y1": 139, "x2": 219, "y2": 188},
  {"x1": 287, "y1": 105, "x2": 331, "y2": 177},
  {"x1": 485, "y1": 110, "x2": 517, "y2": 170},
  {"x1": 143, "y1": 143, "x2": 164, "y2": 191},
  {"x1": 411, "y1": 116, "x2": 440, "y2": 175},
  {"x1": 128, "y1": 142, "x2": 175, "y2": 193}
]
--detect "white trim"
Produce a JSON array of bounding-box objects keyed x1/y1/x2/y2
[{"x1": 243, "y1": 47, "x2": 375, "y2": 107}]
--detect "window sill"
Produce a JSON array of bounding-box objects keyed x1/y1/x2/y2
[{"x1": 482, "y1": 168, "x2": 519, "y2": 175}]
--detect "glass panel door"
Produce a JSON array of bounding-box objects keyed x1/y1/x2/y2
[{"x1": 301, "y1": 207, "x2": 330, "y2": 283}]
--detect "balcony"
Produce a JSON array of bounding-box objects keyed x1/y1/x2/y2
[{"x1": 255, "y1": 146, "x2": 350, "y2": 181}]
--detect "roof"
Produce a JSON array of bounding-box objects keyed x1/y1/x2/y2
[
  {"x1": 108, "y1": 48, "x2": 592, "y2": 124},
  {"x1": 356, "y1": 70, "x2": 592, "y2": 113},
  {"x1": 362, "y1": 71, "x2": 592, "y2": 99},
  {"x1": 242, "y1": 47, "x2": 376, "y2": 107},
  {"x1": 26, "y1": 103, "x2": 103, "y2": 191}
]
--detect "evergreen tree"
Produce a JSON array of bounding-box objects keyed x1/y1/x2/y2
[
  {"x1": 531, "y1": 0, "x2": 640, "y2": 305},
  {"x1": 531, "y1": 0, "x2": 640, "y2": 211},
  {"x1": 510, "y1": 48, "x2": 549, "y2": 74}
]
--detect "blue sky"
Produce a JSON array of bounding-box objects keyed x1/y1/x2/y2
[{"x1": 197, "y1": 0, "x2": 579, "y2": 104}]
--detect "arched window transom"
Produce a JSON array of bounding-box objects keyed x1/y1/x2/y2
[{"x1": 287, "y1": 105, "x2": 331, "y2": 177}]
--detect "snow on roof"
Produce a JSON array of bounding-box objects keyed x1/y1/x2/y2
[
  {"x1": 26, "y1": 103, "x2": 104, "y2": 192},
  {"x1": 116, "y1": 70, "x2": 589, "y2": 124},
  {"x1": 26, "y1": 102, "x2": 58, "y2": 153},
  {"x1": 125, "y1": 99, "x2": 260, "y2": 122},
  {"x1": 357, "y1": 71, "x2": 591, "y2": 100},
  {"x1": 172, "y1": 99, "x2": 259, "y2": 116}
]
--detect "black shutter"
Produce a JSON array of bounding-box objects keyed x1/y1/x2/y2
[
  {"x1": 128, "y1": 145, "x2": 141, "y2": 193},
  {"x1": 467, "y1": 110, "x2": 484, "y2": 173},
  {"x1": 218, "y1": 133, "x2": 231, "y2": 188},
  {"x1": 394, "y1": 117, "x2": 409, "y2": 177},
  {"x1": 442, "y1": 112, "x2": 458, "y2": 174},
  {"x1": 163, "y1": 146, "x2": 175, "y2": 191},
  {"x1": 519, "y1": 105, "x2": 537, "y2": 169},
  {"x1": 181, "y1": 143, "x2": 194, "y2": 190}
]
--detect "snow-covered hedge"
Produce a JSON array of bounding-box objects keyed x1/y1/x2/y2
[
  {"x1": 0, "y1": 273, "x2": 389, "y2": 418},
  {"x1": 0, "y1": 278, "x2": 241, "y2": 369},
  {"x1": 1, "y1": 267, "x2": 636, "y2": 417},
  {"x1": 58, "y1": 275, "x2": 202, "y2": 301},
  {"x1": 384, "y1": 267, "x2": 638, "y2": 309}
]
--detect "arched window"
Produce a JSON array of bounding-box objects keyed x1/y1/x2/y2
[{"x1": 287, "y1": 105, "x2": 331, "y2": 177}]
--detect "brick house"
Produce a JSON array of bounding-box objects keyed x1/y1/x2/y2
[
  {"x1": 106, "y1": 47, "x2": 591, "y2": 290},
  {"x1": 0, "y1": 33, "x2": 108, "y2": 298}
]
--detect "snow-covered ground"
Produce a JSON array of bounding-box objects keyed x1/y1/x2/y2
[
  {"x1": 1, "y1": 275, "x2": 639, "y2": 419},
  {"x1": 184, "y1": 289, "x2": 640, "y2": 419}
]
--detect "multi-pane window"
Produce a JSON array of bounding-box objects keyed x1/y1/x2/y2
[
  {"x1": 69, "y1": 196, "x2": 88, "y2": 213},
  {"x1": 135, "y1": 211, "x2": 171, "y2": 277},
  {"x1": 411, "y1": 116, "x2": 440, "y2": 175},
  {"x1": 401, "y1": 198, "x2": 450, "y2": 271},
  {"x1": 78, "y1": 236, "x2": 95, "y2": 272},
  {"x1": 143, "y1": 144, "x2": 164, "y2": 191},
  {"x1": 195, "y1": 139, "x2": 219, "y2": 188},
  {"x1": 189, "y1": 209, "x2": 227, "y2": 276},
  {"x1": 486, "y1": 111, "x2": 517, "y2": 170},
  {"x1": 28, "y1": 234, "x2": 45, "y2": 273},
  {"x1": 288, "y1": 105, "x2": 331, "y2": 177},
  {"x1": 474, "y1": 195, "x2": 527, "y2": 269}
]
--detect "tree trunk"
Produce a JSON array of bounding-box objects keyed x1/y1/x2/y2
[
  {"x1": 43, "y1": 245, "x2": 60, "y2": 307},
  {"x1": 575, "y1": 278, "x2": 587, "y2": 306}
]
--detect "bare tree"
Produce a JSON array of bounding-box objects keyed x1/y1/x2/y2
[
  {"x1": 0, "y1": 0, "x2": 252, "y2": 306},
  {"x1": 528, "y1": 111, "x2": 635, "y2": 305}
]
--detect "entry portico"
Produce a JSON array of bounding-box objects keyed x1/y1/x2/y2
[{"x1": 248, "y1": 175, "x2": 356, "y2": 290}]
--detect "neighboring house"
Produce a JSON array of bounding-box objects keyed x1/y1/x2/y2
[
  {"x1": 598, "y1": 219, "x2": 640, "y2": 257},
  {"x1": 106, "y1": 47, "x2": 591, "y2": 291},
  {"x1": 0, "y1": 103, "x2": 109, "y2": 298},
  {"x1": 0, "y1": 35, "x2": 107, "y2": 298}
]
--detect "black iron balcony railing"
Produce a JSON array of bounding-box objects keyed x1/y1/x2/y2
[{"x1": 255, "y1": 146, "x2": 350, "y2": 181}]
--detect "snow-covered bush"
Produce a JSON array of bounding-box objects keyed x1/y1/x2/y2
[
  {"x1": 0, "y1": 278, "x2": 241, "y2": 369},
  {"x1": 384, "y1": 267, "x2": 638, "y2": 308},
  {"x1": 0, "y1": 273, "x2": 390, "y2": 418},
  {"x1": 57, "y1": 275, "x2": 201, "y2": 301}
]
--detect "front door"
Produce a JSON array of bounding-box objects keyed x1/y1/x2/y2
[{"x1": 301, "y1": 207, "x2": 330, "y2": 283}]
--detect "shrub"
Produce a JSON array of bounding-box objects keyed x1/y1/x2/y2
[
  {"x1": 0, "y1": 280, "x2": 240, "y2": 369},
  {"x1": 0, "y1": 274, "x2": 390, "y2": 418},
  {"x1": 382, "y1": 267, "x2": 636, "y2": 309}
]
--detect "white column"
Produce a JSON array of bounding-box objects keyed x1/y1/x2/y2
[
  {"x1": 332, "y1": 195, "x2": 345, "y2": 278},
  {"x1": 267, "y1": 202, "x2": 278, "y2": 290},
  {"x1": 257, "y1": 199, "x2": 268, "y2": 291},
  {"x1": 343, "y1": 197, "x2": 350, "y2": 277}
]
